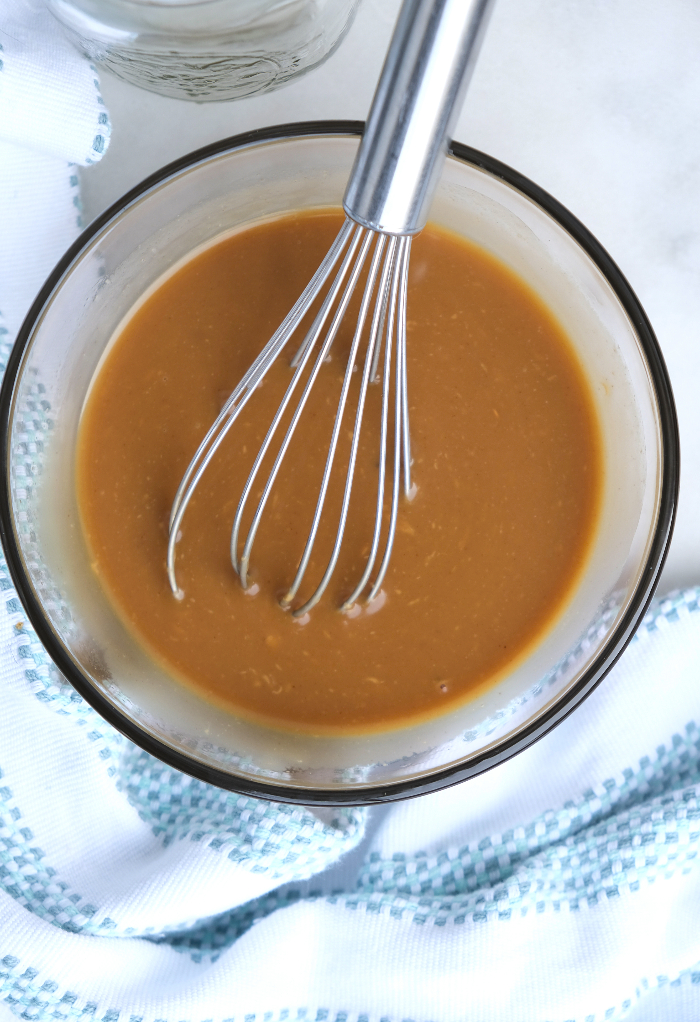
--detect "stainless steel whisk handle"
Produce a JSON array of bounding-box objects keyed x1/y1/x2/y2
[{"x1": 343, "y1": 0, "x2": 496, "y2": 236}]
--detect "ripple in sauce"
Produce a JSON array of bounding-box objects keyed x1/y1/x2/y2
[{"x1": 76, "y1": 210, "x2": 602, "y2": 735}]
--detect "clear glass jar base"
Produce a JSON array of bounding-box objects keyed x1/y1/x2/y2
[
  {"x1": 82, "y1": 43, "x2": 323, "y2": 102},
  {"x1": 47, "y1": 0, "x2": 361, "y2": 102}
]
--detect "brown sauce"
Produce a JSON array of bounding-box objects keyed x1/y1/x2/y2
[{"x1": 76, "y1": 210, "x2": 602, "y2": 735}]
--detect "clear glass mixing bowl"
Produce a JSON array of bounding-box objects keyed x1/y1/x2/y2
[{"x1": 0, "y1": 123, "x2": 679, "y2": 804}]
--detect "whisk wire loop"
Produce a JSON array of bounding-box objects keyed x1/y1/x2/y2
[
  {"x1": 166, "y1": 217, "x2": 355, "y2": 597},
  {"x1": 398, "y1": 246, "x2": 412, "y2": 497},
  {"x1": 365, "y1": 236, "x2": 412, "y2": 604},
  {"x1": 237, "y1": 224, "x2": 376, "y2": 591},
  {"x1": 339, "y1": 235, "x2": 403, "y2": 611},
  {"x1": 285, "y1": 232, "x2": 394, "y2": 616},
  {"x1": 232, "y1": 221, "x2": 367, "y2": 584}
]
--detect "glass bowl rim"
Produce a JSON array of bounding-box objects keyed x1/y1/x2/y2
[{"x1": 0, "y1": 120, "x2": 680, "y2": 806}]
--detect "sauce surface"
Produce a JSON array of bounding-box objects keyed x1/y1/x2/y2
[{"x1": 76, "y1": 211, "x2": 602, "y2": 734}]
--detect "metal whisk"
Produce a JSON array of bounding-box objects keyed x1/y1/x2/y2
[{"x1": 167, "y1": 0, "x2": 495, "y2": 616}]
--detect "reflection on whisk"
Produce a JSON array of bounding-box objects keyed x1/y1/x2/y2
[{"x1": 167, "y1": 216, "x2": 413, "y2": 616}]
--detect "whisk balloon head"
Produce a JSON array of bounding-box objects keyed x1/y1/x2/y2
[{"x1": 167, "y1": 217, "x2": 413, "y2": 617}]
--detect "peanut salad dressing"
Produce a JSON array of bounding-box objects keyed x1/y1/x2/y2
[{"x1": 76, "y1": 210, "x2": 602, "y2": 735}]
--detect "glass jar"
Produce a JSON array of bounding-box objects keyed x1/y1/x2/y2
[{"x1": 45, "y1": 0, "x2": 361, "y2": 101}]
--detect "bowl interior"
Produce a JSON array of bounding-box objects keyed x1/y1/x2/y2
[{"x1": 2, "y1": 128, "x2": 675, "y2": 802}]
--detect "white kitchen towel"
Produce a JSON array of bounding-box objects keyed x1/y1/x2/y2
[
  {"x1": 0, "y1": 0, "x2": 109, "y2": 336},
  {"x1": 2, "y1": 568, "x2": 700, "y2": 1022},
  {"x1": 4, "y1": 4, "x2": 700, "y2": 1021}
]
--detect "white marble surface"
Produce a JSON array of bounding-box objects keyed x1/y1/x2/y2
[{"x1": 80, "y1": 0, "x2": 700, "y2": 596}]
